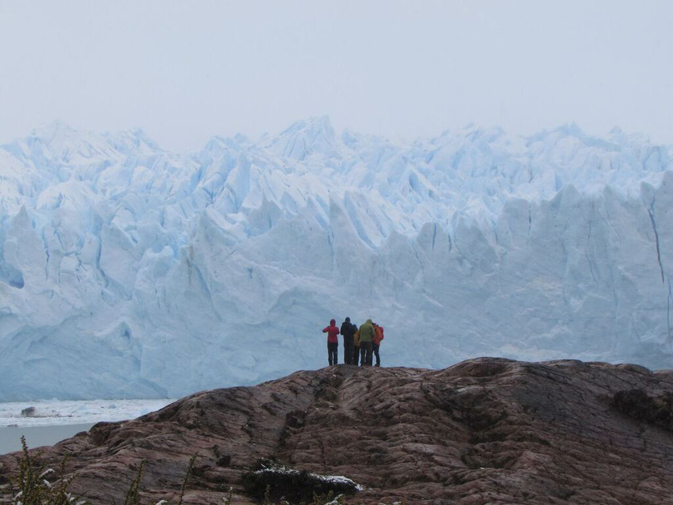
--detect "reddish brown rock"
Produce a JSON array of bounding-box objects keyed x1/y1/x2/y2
[{"x1": 3, "y1": 358, "x2": 673, "y2": 504}]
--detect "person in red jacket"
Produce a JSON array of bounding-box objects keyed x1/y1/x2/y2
[
  {"x1": 322, "y1": 319, "x2": 340, "y2": 366},
  {"x1": 372, "y1": 323, "x2": 384, "y2": 367}
]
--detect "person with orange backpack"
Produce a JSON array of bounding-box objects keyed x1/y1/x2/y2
[
  {"x1": 372, "y1": 323, "x2": 384, "y2": 367},
  {"x1": 358, "y1": 319, "x2": 375, "y2": 366}
]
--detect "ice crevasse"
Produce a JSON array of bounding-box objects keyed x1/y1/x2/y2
[{"x1": 0, "y1": 117, "x2": 672, "y2": 401}]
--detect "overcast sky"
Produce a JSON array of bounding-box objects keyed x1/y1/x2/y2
[{"x1": 1, "y1": 0, "x2": 671, "y2": 151}]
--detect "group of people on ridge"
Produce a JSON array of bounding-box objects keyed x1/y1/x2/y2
[{"x1": 322, "y1": 318, "x2": 384, "y2": 367}]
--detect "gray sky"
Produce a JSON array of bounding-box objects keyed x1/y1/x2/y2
[{"x1": 1, "y1": 0, "x2": 671, "y2": 151}]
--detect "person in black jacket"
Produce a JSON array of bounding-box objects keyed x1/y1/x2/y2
[{"x1": 340, "y1": 317, "x2": 356, "y2": 365}]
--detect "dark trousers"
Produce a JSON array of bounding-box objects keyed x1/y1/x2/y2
[
  {"x1": 373, "y1": 343, "x2": 380, "y2": 366},
  {"x1": 353, "y1": 345, "x2": 360, "y2": 366},
  {"x1": 360, "y1": 341, "x2": 373, "y2": 366},
  {"x1": 343, "y1": 337, "x2": 354, "y2": 365},
  {"x1": 328, "y1": 342, "x2": 338, "y2": 365}
]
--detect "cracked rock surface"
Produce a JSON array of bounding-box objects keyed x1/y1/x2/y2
[{"x1": 3, "y1": 358, "x2": 673, "y2": 504}]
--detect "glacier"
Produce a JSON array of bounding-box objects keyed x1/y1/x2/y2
[{"x1": 1, "y1": 117, "x2": 672, "y2": 401}]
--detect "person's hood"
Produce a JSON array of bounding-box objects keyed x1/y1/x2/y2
[
  {"x1": 366, "y1": 319, "x2": 372, "y2": 324},
  {"x1": 330, "y1": 319, "x2": 336, "y2": 326}
]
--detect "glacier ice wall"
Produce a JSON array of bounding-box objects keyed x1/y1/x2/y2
[{"x1": 1, "y1": 118, "x2": 672, "y2": 400}]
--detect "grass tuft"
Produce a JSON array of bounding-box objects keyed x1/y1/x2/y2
[{"x1": 9, "y1": 436, "x2": 83, "y2": 505}]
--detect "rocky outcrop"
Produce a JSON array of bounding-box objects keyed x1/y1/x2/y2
[{"x1": 3, "y1": 358, "x2": 673, "y2": 504}]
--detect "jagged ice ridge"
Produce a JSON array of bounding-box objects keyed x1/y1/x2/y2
[{"x1": 1, "y1": 117, "x2": 672, "y2": 400}]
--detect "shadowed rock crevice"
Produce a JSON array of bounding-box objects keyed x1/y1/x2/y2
[
  {"x1": 3, "y1": 358, "x2": 673, "y2": 504},
  {"x1": 613, "y1": 389, "x2": 673, "y2": 431}
]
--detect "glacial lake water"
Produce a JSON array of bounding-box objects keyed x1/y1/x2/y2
[{"x1": 0, "y1": 423, "x2": 94, "y2": 455}]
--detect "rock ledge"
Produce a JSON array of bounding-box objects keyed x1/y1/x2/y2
[{"x1": 3, "y1": 358, "x2": 673, "y2": 504}]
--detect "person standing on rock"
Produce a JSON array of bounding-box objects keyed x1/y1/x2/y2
[
  {"x1": 322, "y1": 319, "x2": 340, "y2": 366},
  {"x1": 372, "y1": 323, "x2": 384, "y2": 367},
  {"x1": 359, "y1": 319, "x2": 375, "y2": 366},
  {"x1": 353, "y1": 325, "x2": 360, "y2": 366},
  {"x1": 340, "y1": 317, "x2": 356, "y2": 365}
]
